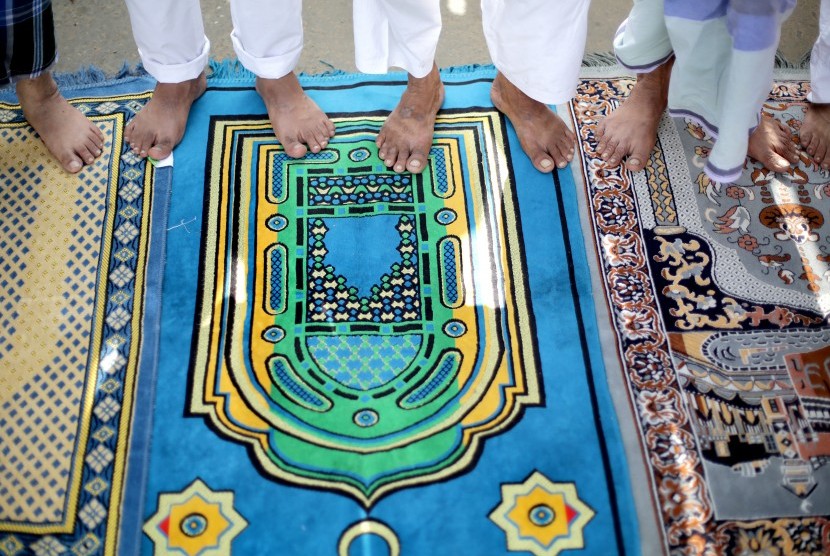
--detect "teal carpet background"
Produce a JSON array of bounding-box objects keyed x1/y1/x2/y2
[{"x1": 128, "y1": 65, "x2": 639, "y2": 556}]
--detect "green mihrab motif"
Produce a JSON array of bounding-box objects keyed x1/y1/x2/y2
[{"x1": 191, "y1": 115, "x2": 539, "y2": 505}]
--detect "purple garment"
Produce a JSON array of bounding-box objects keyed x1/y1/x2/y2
[{"x1": 665, "y1": 0, "x2": 796, "y2": 50}]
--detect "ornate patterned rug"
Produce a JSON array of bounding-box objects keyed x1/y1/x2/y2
[
  {"x1": 131, "y1": 65, "x2": 639, "y2": 556},
  {"x1": 568, "y1": 69, "x2": 830, "y2": 554},
  {"x1": 0, "y1": 74, "x2": 169, "y2": 555},
  {"x1": 4, "y1": 64, "x2": 827, "y2": 556}
]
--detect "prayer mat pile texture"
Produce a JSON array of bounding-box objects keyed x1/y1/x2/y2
[
  {"x1": 0, "y1": 75, "x2": 168, "y2": 555},
  {"x1": 568, "y1": 70, "x2": 830, "y2": 554},
  {"x1": 132, "y1": 65, "x2": 639, "y2": 556},
  {"x1": 4, "y1": 65, "x2": 828, "y2": 556}
]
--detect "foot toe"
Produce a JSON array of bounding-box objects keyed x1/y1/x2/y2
[
  {"x1": 406, "y1": 154, "x2": 426, "y2": 173},
  {"x1": 535, "y1": 156, "x2": 555, "y2": 173},
  {"x1": 148, "y1": 140, "x2": 174, "y2": 161},
  {"x1": 285, "y1": 142, "x2": 308, "y2": 158},
  {"x1": 626, "y1": 149, "x2": 650, "y2": 172},
  {"x1": 61, "y1": 154, "x2": 83, "y2": 173},
  {"x1": 392, "y1": 148, "x2": 410, "y2": 173},
  {"x1": 600, "y1": 139, "x2": 619, "y2": 161},
  {"x1": 814, "y1": 143, "x2": 828, "y2": 166},
  {"x1": 607, "y1": 142, "x2": 630, "y2": 167},
  {"x1": 90, "y1": 123, "x2": 105, "y2": 142},
  {"x1": 383, "y1": 146, "x2": 398, "y2": 168}
]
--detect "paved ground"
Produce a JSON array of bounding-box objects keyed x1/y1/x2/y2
[{"x1": 52, "y1": 0, "x2": 820, "y2": 77}]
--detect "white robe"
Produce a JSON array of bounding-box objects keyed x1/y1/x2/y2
[
  {"x1": 614, "y1": 0, "x2": 794, "y2": 183},
  {"x1": 812, "y1": 0, "x2": 830, "y2": 103},
  {"x1": 482, "y1": 0, "x2": 590, "y2": 105},
  {"x1": 125, "y1": 0, "x2": 589, "y2": 104},
  {"x1": 124, "y1": 0, "x2": 441, "y2": 81}
]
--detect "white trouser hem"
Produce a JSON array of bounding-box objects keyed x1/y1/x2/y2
[
  {"x1": 140, "y1": 38, "x2": 210, "y2": 84},
  {"x1": 231, "y1": 31, "x2": 300, "y2": 80},
  {"x1": 810, "y1": 0, "x2": 830, "y2": 103},
  {"x1": 496, "y1": 67, "x2": 576, "y2": 106},
  {"x1": 355, "y1": 57, "x2": 433, "y2": 78},
  {"x1": 810, "y1": 54, "x2": 830, "y2": 103}
]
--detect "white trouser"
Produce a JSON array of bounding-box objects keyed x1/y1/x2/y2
[
  {"x1": 125, "y1": 0, "x2": 441, "y2": 82},
  {"x1": 124, "y1": 0, "x2": 210, "y2": 83},
  {"x1": 812, "y1": 0, "x2": 830, "y2": 103},
  {"x1": 353, "y1": 0, "x2": 441, "y2": 78},
  {"x1": 481, "y1": 0, "x2": 590, "y2": 105}
]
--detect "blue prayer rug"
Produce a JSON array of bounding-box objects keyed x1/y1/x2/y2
[{"x1": 131, "y1": 64, "x2": 639, "y2": 556}]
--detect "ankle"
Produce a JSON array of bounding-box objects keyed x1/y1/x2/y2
[
  {"x1": 408, "y1": 65, "x2": 440, "y2": 88},
  {"x1": 16, "y1": 73, "x2": 60, "y2": 106}
]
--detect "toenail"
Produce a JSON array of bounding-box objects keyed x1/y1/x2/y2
[
  {"x1": 540, "y1": 159, "x2": 553, "y2": 169},
  {"x1": 557, "y1": 161, "x2": 567, "y2": 168},
  {"x1": 410, "y1": 160, "x2": 421, "y2": 168}
]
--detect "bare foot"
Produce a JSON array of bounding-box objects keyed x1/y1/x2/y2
[
  {"x1": 595, "y1": 61, "x2": 671, "y2": 172},
  {"x1": 747, "y1": 113, "x2": 799, "y2": 172},
  {"x1": 125, "y1": 74, "x2": 206, "y2": 160},
  {"x1": 377, "y1": 65, "x2": 444, "y2": 174},
  {"x1": 800, "y1": 102, "x2": 830, "y2": 170},
  {"x1": 256, "y1": 73, "x2": 335, "y2": 159},
  {"x1": 16, "y1": 74, "x2": 105, "y2": 173},
  {"x1": 490, "y1": 72, "x2": 575, "y2": 173}
]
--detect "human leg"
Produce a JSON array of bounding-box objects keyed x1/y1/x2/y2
[
  {"x1": 353, "y1": 0, "x2": 443, "y2": 173},
  {"x1": 596, "y1": 0, "x2": 672, "y2": 172},
  {"x1": 747, "y1": 112, "x2": 799, "y2": 172},
  {"x1": 123, "y1": 0, "x2": 208, "y2": 159},
  {"x1": 596, "y1": 61, "x2": 672, "y2": 172},
  {"x1": 482, "y1": 0, "x2": 589, "y2": 172},
  {"x1": 3, "y1": 3, "x2": 104, "y2": 173},
  {"x1": 663, "y1": 0, "x2": 793, "y2": 182},
  {"x1": 800, "y1": 0, "x2": 830, "y2": 169},
  {"x1": 230, "y1": 0, "x2": 334, "y2": 158}
]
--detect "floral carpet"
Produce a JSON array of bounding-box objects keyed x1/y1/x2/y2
[{"x1": 568, "y1": 69, "x2": 830, "y2": 554}]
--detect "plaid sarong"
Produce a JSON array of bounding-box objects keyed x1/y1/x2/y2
[{"x1": 1, "y1": 0, "x2": 57, "y2": 86}]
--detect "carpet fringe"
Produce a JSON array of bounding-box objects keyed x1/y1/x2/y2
[
  {"x1": 208, "y1": 58, "x2": 258, "y2": 81},
  {"x1": 15, "y1": 52, "x2": 811, "y2": 91},
  {"x1": 775, "y1": 51, "x2": 811, "y2": 69},
  {"x1": 582, "y1": 52, "x2": 619, "y2": 67},
  {"x1": 581, "y1": 50, "x2": 811, "y2": 69},
  {"x1": 439, "y1": 63, "x2": 495, "y2": 74},
  {"x1": 53, "y1": 63, "x2": 147, "y2": 88}
]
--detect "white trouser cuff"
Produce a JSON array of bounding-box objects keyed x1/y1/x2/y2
[
  {"x1": 355, "y1": 57, "x2": 433, "y2": 78},
  {"x1": 810, "y1": 56, "x2": 830, "y2": 103},
  {"x1": 495, "y1": 67, "x2": 577, "y2": 106},
  {"x1": 140, "y1": 38, "x2": 210, "y2": 83},
  {"x1": 231, "y1": 31, "x2": 300, "y2": 79}
]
